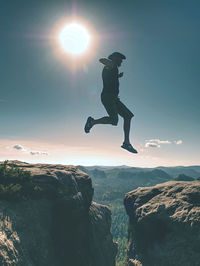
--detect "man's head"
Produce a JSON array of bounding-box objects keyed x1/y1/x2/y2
[{"x1": 108, "y1": 52, "x2": 126, "y2": 67}]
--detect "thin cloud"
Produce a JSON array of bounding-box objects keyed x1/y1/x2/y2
[
  {"x1": 13, "y1": 144, "x2": 48, "y2": 155},
  {"x1": 145, "y1": 142, "x2": 160, "y2": 148},
  {"x1": 145, "y1": 138, "x2": 183, "y2": 148},
  {"x1": 13, "y1": 144, "x2": 26, "y2": 151},
  {"x1": 174, "y1": 140, "x2": 183, "y2": 145},
  {"x1": 148, "y1": 139, "x2": 171, "y2": 144},
  {"x1": 30, "y1": 151, "x2": 48, "y2": 156}
]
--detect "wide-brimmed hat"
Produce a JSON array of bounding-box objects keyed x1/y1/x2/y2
[{"x1": 108, "y1": 52, "x2": 126, "y2": 61}]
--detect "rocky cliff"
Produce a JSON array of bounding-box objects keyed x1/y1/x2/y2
[
  {"x1": 0, "y1": 161, "x2": 117, "y2": 266},
  {"x1": 124, "y1": 181, "x2": 200, "y2": 266}
]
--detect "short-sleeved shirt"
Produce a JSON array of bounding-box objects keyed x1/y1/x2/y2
[{"x1": 102, "y1": 66, "x2": 119, "y2": 95}]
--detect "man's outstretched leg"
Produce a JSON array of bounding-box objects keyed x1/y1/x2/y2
[
  {"x1": 84, "y1": 116, "x2": 117, "y2": 133},
  {"x1": 121, "y1": 117, "x2": 138, "y2": 153}
]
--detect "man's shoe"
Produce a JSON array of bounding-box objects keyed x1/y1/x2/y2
[
  {"x1": 121, "y1": 143, "x2": 138, "y2": 154},
  {"x1": 84, "y1": 117, "x2": 94, "y2": 133}
]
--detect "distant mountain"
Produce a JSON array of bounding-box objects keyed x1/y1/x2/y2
[
  {"x1": 77, "y1": 165, "x2": 200, "y2": 191},
  {"x1": 156, "y1": 166, "x2": 200, "y2": 178},
  {"x1": 77, "y1": 166, "x2": 107, "y2": 179},
  {"x1": 77, "y1": 165, "x2": 173, "y2": 193},
  {"x1": 116, "y1": 169, "x2": 172, "y2": 186},
  {"x1": 92, "y1": 169, "x2": 107, "y2": 178},
  {"x1": 77, "y1": 165, "x2": 130, "y2": 171},
  {"x1": 104, "y1": 167, "x2": 154, "y2": 180},
  {"x1": 78, "y1": 165, "x2": 200, "y2": 179},
  {"x1": 174, "y1": 174, "x2": 195, "y2": 181}
]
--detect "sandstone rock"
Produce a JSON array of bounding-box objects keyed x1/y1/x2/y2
[
  {"x1": 124, "y1": 181, "x2": 200, "y2": 266},
  {"x1": 89, "y1": 202, "x2": 117, "y2": 266},
  {"x1": 0, "y1": 161, "x2": 117, "y2": 266}
]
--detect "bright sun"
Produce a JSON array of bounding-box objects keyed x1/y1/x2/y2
[{"x1": 59, "y1": 22, "x2": 91, "y2": 55}]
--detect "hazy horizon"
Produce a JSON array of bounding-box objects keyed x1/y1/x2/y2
[{"x1": 1, "y1": 156, "x2": 200, "y2": 169}]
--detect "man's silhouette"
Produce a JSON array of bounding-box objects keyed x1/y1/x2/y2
[{"x1": 84, "y1": 52, "x2": 137, "y2": 154}]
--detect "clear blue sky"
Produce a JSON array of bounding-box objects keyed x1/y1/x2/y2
[{"x1": 0, "y1": 0, "x2": 200, "y2": 166}]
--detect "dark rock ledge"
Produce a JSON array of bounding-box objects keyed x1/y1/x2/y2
[
  {"x1": 124, "y1": 181, "x2": 200, "y2": 266},
  {"x1": 0, "y1": 161, "x2": 117, "y2": 266}
]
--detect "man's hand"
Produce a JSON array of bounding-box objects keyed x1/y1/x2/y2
[{"x1": 118, "y1": 72, "x2": 124, "y2": 78}]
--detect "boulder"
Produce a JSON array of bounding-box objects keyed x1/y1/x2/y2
[
  {"x1": 0, "y1": 161, "x2": 117, "y2": 266},
  {"x1": 124, "y1": 181, "x2": 200, "y2": 266}
]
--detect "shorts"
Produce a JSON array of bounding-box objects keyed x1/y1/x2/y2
[{"x1": 101, "y1": 92, "x2": 134, "y2": 120}]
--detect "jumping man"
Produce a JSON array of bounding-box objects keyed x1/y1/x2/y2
[{"x1": 84, "y1": 52, "x2": 137, "y2": 154}]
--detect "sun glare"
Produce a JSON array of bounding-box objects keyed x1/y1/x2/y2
[{"x1": 59, "y1": 22, "x2": 91, "y2": 55}]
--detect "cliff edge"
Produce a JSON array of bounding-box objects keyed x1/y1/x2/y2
[
  {"x1": 124, "y1": 181, "x2": 200, "y2": 266},
  {"x1": 0, "y1": 161, "x2": 117, "y2": 266}
]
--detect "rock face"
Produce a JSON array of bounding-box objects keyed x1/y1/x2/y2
[
  {"x1": 124, "y1": 181, "x2": 200, "y2": 266},
  {"x1": 0, "y1": 161, "x2": 117, "y2": 266}
]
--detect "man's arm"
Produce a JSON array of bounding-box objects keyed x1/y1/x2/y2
[
  {"x1": 118, "y1": 72, "x2": 124, "y2": 78},
  {"x1": 99, "y1": 58, "x2": 114, "y2": 69}
]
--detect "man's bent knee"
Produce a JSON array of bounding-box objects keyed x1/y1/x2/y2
[
  {"x1": 110, "y1": 116, "x2": 118, "y2": 126},
  {"x1": 123, "y1": 113, "x2": 134, "y2": 121},
  {"x1": 127, "y1": 113, "x2": 134, "y2": 120}
]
